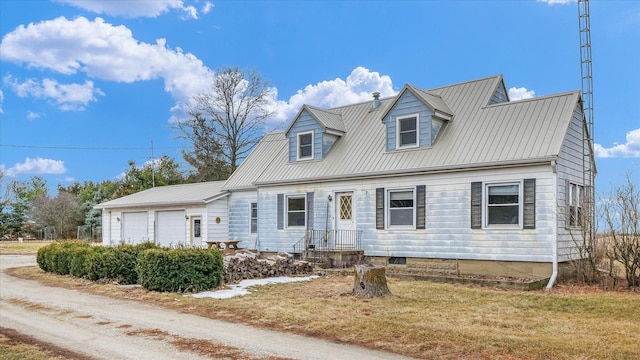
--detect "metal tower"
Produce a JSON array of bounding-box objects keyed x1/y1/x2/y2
[{"x1": 578, "y1": 0, "x2": 595, "y2": 238}]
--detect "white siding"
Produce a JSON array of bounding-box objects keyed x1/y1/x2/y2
[
  {"x1": 253, "y1": 165, "x2": 556, "y2": 262},
  {"x1": 227, "y1": 191, "x2": 256, "y2": 248},
  {"x1": 556, "y1": 103, "x2": 592, "y2": 262},
  {"x1": 207, "y1": 197, "x2": 229, "y2": 242}
]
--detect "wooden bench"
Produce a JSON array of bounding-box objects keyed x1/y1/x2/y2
[{"x1": 204, "y1": 240, "x2": 240, "y2": 250}]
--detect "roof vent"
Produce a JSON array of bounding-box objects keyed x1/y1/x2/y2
[{"x1": 372, "y1": 92, "x2": 381, "y2": 109}]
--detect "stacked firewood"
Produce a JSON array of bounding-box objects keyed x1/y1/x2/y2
[{"x1": 223, "y1": 250, "x2": 313, "y2": 283}]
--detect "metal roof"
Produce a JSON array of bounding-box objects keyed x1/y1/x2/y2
[
  {"x1": 95, "y1": 181, "x2": 228, "y2": 209},
  {"x1": 285, "y1": 105, "x2": 346, "y2": 135},
  {"x1": 224, "y1": 74, "x2": 582, "y2": 188}
]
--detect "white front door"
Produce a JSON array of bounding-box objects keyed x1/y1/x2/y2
[
  {"x1": 191, "y1": 216, "x2": 202, "y2": 248},
  {"x1": 335, "y1": 192, "x2": 355, "y2": 231}
]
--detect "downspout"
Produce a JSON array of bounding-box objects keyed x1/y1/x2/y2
[{"x1": 546, "y1": 160, "x2": 559, "y2": 290}]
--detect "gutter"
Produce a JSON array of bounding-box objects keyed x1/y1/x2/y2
[{"x1": 546, "y1": 159, "x2": 559, "y2": 290}]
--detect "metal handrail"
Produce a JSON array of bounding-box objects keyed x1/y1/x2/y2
[{"x1": 293, "y1": 229, "x2": 362, "y2": 254}]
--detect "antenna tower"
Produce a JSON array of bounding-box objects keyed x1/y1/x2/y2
[{"x1": 578, "y1": 0, "x2": 595, "y2": 237}]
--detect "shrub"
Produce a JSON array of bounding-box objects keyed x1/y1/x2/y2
[
  {"x1": 136, "y1": 248, "x2": 223, "y2": 292},
  {"x1": 37, "y1": 241, "x2": 92, "y2": 275},
  {"x1": 87, "y1": 245, "x2": 138, "y2": 284}
]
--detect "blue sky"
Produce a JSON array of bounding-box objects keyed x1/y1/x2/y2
[{"x1": 1, "y1": 0, "x2": 638, "y2": 195}]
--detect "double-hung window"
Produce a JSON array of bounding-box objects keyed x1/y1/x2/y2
[
  {"x1": 297, "y1": 131, "x2": 314, "y2": 160},
  {"x1": 250, "y1": 202, "x2": 258, "y2": 234},
  {"x1": 396, "y1": 114, "x2": 419, "y2": 149},
  {"x1": 486, "y1": 183, "x2": 520, "y2": 226},
  {"x1": 568, "y1": 183, "x2": 584, "y2": 227},
  {"x1": 388, "y1": 189, "x2": 415, "y2": 227},
  {"x1": 287, "y1": 195, "x2": 306, "y2": 227}
]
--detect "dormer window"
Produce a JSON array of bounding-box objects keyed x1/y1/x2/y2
[
  {"x1": 297, "y1": 131, "x2": 314, "y2": 160},
  {"x1": 397, "y1": 114, "x2": 419, "y2": 149}
]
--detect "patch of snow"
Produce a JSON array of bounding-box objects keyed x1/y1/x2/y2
[{"x1": 193, "y1": 276, "x2": 318, "y2": 299}]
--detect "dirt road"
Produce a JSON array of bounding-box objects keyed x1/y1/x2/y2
[{"x1": 0, "y1": 255, "x2": 412, "y2": 359}]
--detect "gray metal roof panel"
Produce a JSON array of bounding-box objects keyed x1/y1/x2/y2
[
  {"x1": 231, "y1": 75, "x2": 581, "y2": 187},
  {"x1": 94, "y1": 181, "x2": 227, "y2": 209},
  {"x1": 222, "y1": 132, "x2": 288, "y2": 190}
]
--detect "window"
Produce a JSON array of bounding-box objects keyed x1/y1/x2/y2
[
  {"x1": 339, "y1": 194, "x2": 352, "y2": 220},
  {"x1": 193, "y1": 218, "x2": 201, "y2": 238},
  {"x1": 250, "y1": 202, "x2": 258, "y2": 234},
  {"x1": 396, "y1": 114, "x2": 418, "y2": 148},
  {"x1": 569, "y1": 183, "x2": 584, "y2": 227},
  {"x1": 297, "y1": 131, "x2": 313, "y2": 160},
  {"x1": 287, "y1": 195, "x2": 306, "y2": 227},
  {"x1": 471, "y1": 180, "x2": 535, "y2": 230},
  {"x1": 486, "y1": 183, "x2": 520, "y2": 226},
  {"x1": 388, "y1": 189, "x2": 415, "y2": 227}
]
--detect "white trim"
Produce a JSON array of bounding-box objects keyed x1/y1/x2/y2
[
  {"x1": 297, "y1": 131, "x2": 314, "y2": 161},
  {"x1": 396, "y1": 114, "x2": 419, "y2": 149},
  {"x1": 483, "y1": 181, "x2": 523, "y2": 229},
  {"x1": 386, "y1": 187, "x2": 416, "y2": 229},
  {"x1": 285, "y1": 194, "x2": 306, "y2": 228}
]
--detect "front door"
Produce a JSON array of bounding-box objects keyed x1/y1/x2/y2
[
  {"x1": 191, "y1": 216, "x2": 202, "y2": 248},
  {"x1": 335, "y1": 192, "x2": 355, "y2": 231}
]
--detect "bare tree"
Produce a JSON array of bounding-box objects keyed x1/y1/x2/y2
[
  {"x1": 602, "y1": 173, "x2": 640, "y2": 288},
  {"x1": 29, "y1": 192, "x2": 84, "y2": 240},
  {"x1": 175, "y1": 66, "x2": 274, "y2": 180}
]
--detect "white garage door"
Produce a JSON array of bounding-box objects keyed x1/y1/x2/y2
[
  {"x1": 122, "y1": 212, "x2": 148, "y2": 245},
  {"x1": 156, "y1": 210, "x2": 186, "y2": 247}
]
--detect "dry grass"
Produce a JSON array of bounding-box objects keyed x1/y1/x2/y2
[
  {"x1": 0, "y1": 241, "x2": 52, "y2": 255},
  {"x1": 7, "y1": 266, "x2": 640, "y2": 360},
  {"x1": 0, "y1": 327, "x2": 91, "y2": 360}
]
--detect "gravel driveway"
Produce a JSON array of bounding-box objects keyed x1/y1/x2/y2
[{"x1": 0, "y1": 255, "x2": 412, "y2": 360}]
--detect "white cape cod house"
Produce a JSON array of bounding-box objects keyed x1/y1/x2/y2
[
  {"x1": 222, "y1": 74, "x2": 595, "y2": 280},
  {"x1": 97, "y1": 74, "x2": 594, "y2": 281}
]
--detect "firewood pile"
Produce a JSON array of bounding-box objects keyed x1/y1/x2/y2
[{"x1": 223, "y1": 250, "x2": 313, "y2": 283}]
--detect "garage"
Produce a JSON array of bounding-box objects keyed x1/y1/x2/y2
[
  {"x1": 156, "y1": 210, "x2": 187, "y2": 247},
  {"x1": 122, "y1": 212, "x2": 148, "y2": 244}
]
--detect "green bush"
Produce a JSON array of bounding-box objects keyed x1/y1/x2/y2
[
  {"x1": 86, "y1": 242, "x2": 160, "y2": 284},
  {"x1": 69, "y1": 246, "x2": 93, "y2": 278},
  {"x1": 36, "y1": 245, "x2": 49, "y2": 272},
  {"x1": 136, "y1": 248, "x2": 223, "y2": 292},
  {"x1": 87, "y1": 245, "x2": 137, "y2": 284},
  {"x1": 36, "y1": 241, "x2": 92, "y2": 275}
]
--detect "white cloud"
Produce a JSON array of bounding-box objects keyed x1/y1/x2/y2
[
  {"x1": 26, "y1": 111, "x2": 42, "y2": 120},
  {"x1": 536, "y1": 0, "x2": 575, "y2": 4},
  {"x1": 202, "y1": 2, "x2": 214, "y2": 14},
  {"x1": 4, "y1": 157, "x2": 66, "y2": 176},
  {"x1": 594, "y1": 128, "x2": 640, "y2": 158},
  {"x1": 5, "y1": 75, "x2": 104, "y2": 111},
  {"x1": 54, "y1": 0, "x2": 202, "y2": 19},
  {"x1": 508, "y1": 87, "x2": 536, "y2": 101},
  {"x1": 265, "y1": 66, "x2": 397, "y2": 128},
  {"x1": 0, "y1": 16, "x2": 211, "y2": 114}
]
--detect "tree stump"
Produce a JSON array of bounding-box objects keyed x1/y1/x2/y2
[{"x1": 352, "y1": 264, "x2": 391, "y2": 297}]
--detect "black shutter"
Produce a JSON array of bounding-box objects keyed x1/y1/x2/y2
[
  {"x1": 416, "y1": 185, "x2": 426, "y2": 229},
  {"x1": 471, "y1": 182, "x2": 482, "y2": 229},
  {"x1": 306, "y1": 192, "x2": 314, "y2": 230},
  {"x1": 565, "y1": 179, "x2": 571, "y2": 229},
  {"x1": 523, "y1": 178, "x2": 536, "y2": 229},
  {"x1": 376, "y1": 188, "x2": 385, "y2": 230},
  {"x1": 277, "y1": 194, "x2": 284, "y2": 230}
]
